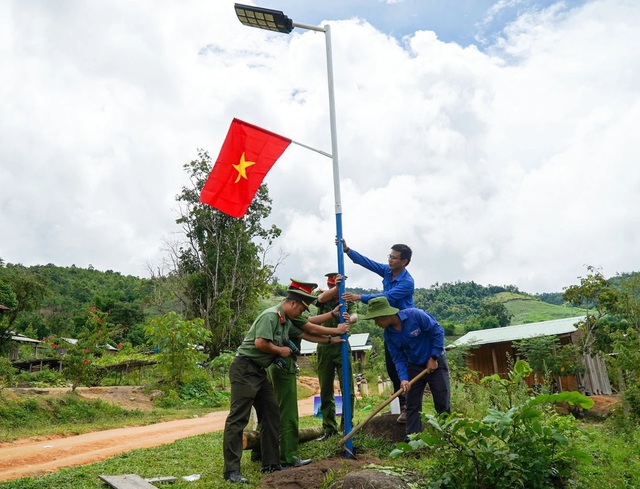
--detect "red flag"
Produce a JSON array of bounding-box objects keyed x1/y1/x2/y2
[{"x1": 199, "y1": 118, "x2": 291, "y2": 218}]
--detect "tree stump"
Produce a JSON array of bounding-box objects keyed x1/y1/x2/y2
[{"x1": 242, "y1": 426, "x2": 325, "y2": 450}]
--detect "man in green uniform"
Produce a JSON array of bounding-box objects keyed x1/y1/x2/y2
[
  {"x1": 222, "y1": 286, "x2": 317, "y2": 484},
  {"x1": 265, "y1": 279, "x2": 350, "y2": 467},
  {"x1": 314, "y1": 273, "x2": 359, "y2": 441}
]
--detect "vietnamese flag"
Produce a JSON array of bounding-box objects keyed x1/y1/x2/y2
[{"x1": 199, "y1": 118, "x2": 291, "y2": 218}]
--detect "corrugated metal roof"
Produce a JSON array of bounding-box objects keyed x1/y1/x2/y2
[
  {"x1": 300, "y1": 333, "x2": 371, "y2": 355},
  {"x1": 449, "y1": 316, "x2": 585, "y2": 347},
  {"x1": 10, "y1": 333, "x2": 42, "y2": 344}
]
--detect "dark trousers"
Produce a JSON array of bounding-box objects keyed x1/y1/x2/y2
[
  {"x1": 317, "y1": 343, "x2": 355, "y2": 433},
  {"x1": 385, "y1": 343, "x2": 405, "y2": 408},
  {"x1": 406, "y1": 354, "x2": 451, "y2": 435},
  {"x1": 223, "y1": 356, "x2": 280, "y2": 473}
]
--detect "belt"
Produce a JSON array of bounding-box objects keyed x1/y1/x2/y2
[{"x1": 236, "y1": 353, "x2": 265, "y2": 370}]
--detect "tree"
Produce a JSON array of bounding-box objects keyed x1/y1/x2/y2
[
  {"x1": 562, "y1": 266, "x2": 619, "y2": 356},
  {"x1": 166, "y1": 150, "x2": 282, "y2": 358},
  {"x1": 513, "y1": 335, "x2": 584, "y2": 389},
  {"x1": 613, "y1": 272, "x2": 640, "y2": 344},
  {"x1": 63, "y1": 306, "x2": 118, "y2": 390},
  {"x1": 145, "y1": 312, "x2": 211, "y2": 387},
  {"x1": 4, "y1": 272, "x2": 47, "y2": 324},
  {"x1": 0, "y1": 281, "x2": 18, "y2": 355},
  {"x1": 480, "y1": 300, "x2": 513, "y2": 327}
]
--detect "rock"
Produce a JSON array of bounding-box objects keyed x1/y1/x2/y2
[
  {"x1": 360, "y1": 412, "x2": 408, "y2": 443},
  {"x1": 330, "y1": 469, "x2": 411, "y2": 489}
]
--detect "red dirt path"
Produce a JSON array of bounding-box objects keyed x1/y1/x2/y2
[{"x1": 0, "y1": 381, "x2": 321, "y2": 482}]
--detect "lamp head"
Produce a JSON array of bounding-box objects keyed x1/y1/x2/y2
[{"x1": 234, "y1": 3, "x2": 294, "y2": 33}]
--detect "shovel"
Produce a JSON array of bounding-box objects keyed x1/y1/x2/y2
[{"x1": 339, "y1": 365, "x2": 432, "y2": 457}]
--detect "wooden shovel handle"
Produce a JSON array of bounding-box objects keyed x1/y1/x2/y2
[{"x1": 339, "y1": 365, "x2": 432, "y2": 447}]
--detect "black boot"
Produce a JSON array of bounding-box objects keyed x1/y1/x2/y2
[
  {"x1": 223, "y1": 471, "x2": 249, "y2": 484},
  {"x1": 282, "y1": 458, "x2": 312, "y2": 468},
  {"x1": 316, "y1": 431, "x2": 337, "y2": 442}
]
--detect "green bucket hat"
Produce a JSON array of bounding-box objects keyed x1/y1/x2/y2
[
  {"x1": 287, "y1": 279, "x2": 318, "y2": 310},
  {"x1": 361, "y1": 297, "x2": 399, "y2": 319}
]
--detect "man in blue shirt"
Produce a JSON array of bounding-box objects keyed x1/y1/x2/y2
[
  {"x1": 340, "y1": 238, "x2": 414, "y2": 421},
  {"x1": 362, "y1": 296, "x2": 450, "y2": 437}
]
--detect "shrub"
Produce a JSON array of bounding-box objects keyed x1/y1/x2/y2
[
  {"x1": 179, "y1": 371, "x2": 228, "y2": 408},
  {"x1": 0, "y1": 357, "x2": 17, "y2": 388},
  {"x1": 15, "y1": 366, "x2": 67, "y2": 388},
  {"x1": 391, "y1": 360, "x2": 594, "y2": 489},
  {"x1": 47, "y1": 395, "x2": 129, "y2": 422},
  {"x1": 208, "y1": 351, "x2": 234, "y2": 389},
  {"x1": 156, "y1": 389, "x2": 181, "y2": 408}
]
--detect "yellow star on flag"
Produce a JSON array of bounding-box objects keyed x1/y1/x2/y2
[{"x1": 233, "y1": 153, "x2": 256, "y2": 183}]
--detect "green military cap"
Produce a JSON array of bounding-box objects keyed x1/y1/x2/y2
[
  {"x1": 361, "y1": 297, "x2": 399, "y2": 319},
  {"x1": 287, "y1": 279, "x2": 318, "y2": 310}
]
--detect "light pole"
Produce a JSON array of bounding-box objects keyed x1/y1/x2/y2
[{"x1": 235, "y1": 4, "x2": 353, "y2": 457}]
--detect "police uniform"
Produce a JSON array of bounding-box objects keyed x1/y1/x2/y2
[
  {"x1": 267, "y1": 317, "x2": 305, "y2": 465},
  {"x1": 222, "y1": 302, "x2": 293, "y2": 478},
  {"x1": 315, "y1": 273, "x2": 356, "y2": 436},
  {"x1": 259, "y1": 280, "x2": 317, "y2": 467}
]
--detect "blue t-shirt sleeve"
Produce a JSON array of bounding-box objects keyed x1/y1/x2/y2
[
  {"x1": 347, "y1": 249, "x2": 386, "y2": 277},
  {"x1": 360, "y1": 292, "x2": 381, "y2": 304}
]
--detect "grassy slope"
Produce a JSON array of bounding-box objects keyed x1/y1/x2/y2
[{"x1": 494, "y1": 292, "x2": 585, "y2": 325}]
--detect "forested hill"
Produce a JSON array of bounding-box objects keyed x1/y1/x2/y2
[
  {"x1": 0, "y1": 262, "x2": 155, "y2": 344},
  {"x1": 1, "y1": 261, "x2": 636, "y2": 345}
]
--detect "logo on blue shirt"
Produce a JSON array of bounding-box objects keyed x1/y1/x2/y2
[{"x1": 410, "y1": 329, "x2": 419, "y2": 337}]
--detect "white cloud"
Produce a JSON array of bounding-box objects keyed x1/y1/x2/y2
[{"x1": 1, "y1": 0, "x2": 638, "y2": 294}]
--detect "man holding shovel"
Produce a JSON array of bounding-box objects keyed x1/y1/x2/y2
[{"x1": 361, "y1": 297, "x2": 450, "y2": 438}]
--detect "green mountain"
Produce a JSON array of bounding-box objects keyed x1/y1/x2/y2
[{"x1": 494, "y1": 292, "x2": 584, "y2": 325}]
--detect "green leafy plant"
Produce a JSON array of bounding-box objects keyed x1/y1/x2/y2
[
  {"x1": 15, "y1": 367, "x2": 67, "y2": 388},
  {"x1": 63, "y1": 347, "x2": 101, "y2": 391},
  {"x1": 145, "y1": 312, "x2": 211, "y2": 387},
  {"x1": 391, "y1": 360, "x2": 594, "y2": 489},
  {"x1": 480, "y1": 358, "x2": 533, "y2": 410},
  {"x1": 179, "y1": 371, "x2": 229, "y2": 407},
  {"x1": 513, "y1": 335, "x2": 585, "y2": 388},
  {"x1": 0, "y1": 357, "x2": 17, "y2": 389},
  {"x1": 207, "y1": 350, "x2": 234, "y2": 388}
]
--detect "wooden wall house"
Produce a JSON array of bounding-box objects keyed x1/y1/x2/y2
[
  {"x1": 450, "y1": 316, "x2": 612, "y2": 395},
  {"x1": 7, "y1": 332, "x2": 43, "y2": 361}
]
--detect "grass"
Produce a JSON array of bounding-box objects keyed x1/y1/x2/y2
[
  {"x1": 2, "y1": 382, "x2": 639, "y2": 489},
  {"x1": 1, "y1": 423, "x2": 636, "y2": 488},
  {"x1": 0, "y1": 394, "x2": 402, "y2": 489},
  {"x1": 572, "y1": 420, "x2": 640, "y2": 488},
  {"x1": 7, "y1": 412, "x2": 635, "y2": 489},
  {"x1": 495, "y1": 292, "x2": 585, "y2": 325},
  {"x1": 0, "y1": 392, "x2": 221, "y2": 442}
]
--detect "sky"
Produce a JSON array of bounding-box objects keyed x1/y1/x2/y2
[{"x1": 1, "y1": 0, "x2": 638, "y2": 295}]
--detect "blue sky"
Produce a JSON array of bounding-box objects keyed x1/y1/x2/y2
[
  {"x1": 258, "y1": 0, "x2": 587, "y2": 46},
  {"x1": 1, "y1": 0, "x2": 638, "y2": 294}
]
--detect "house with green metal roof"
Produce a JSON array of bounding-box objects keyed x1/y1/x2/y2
[{"x1": 450, "y1": 316, "x2": 612, "y2": 395}]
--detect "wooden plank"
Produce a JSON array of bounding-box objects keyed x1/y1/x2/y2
[
  {"x1": 99, "y1": 474, "x2": 158, "y2": 489},
  {"x1": 146, "y1": 476, "x2": 177, "y2": 484}
]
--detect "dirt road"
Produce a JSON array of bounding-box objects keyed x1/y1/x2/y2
[{"x1": 0, "y1": 395, "x2": 316, "y2": 482}]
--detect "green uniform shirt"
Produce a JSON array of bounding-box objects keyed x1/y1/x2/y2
[
  {"x1": 236, "y1": 304, "x2": 292, "y2": 368},
  {"x1": 288, "y1": 315, "x2": 308, "y2": 350},
  {"x1": 316, "y1": 294, "x2": 355, "y2": 328}
]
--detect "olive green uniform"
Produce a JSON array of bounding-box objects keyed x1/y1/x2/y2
[
  {"x1": 222, "y1": 304, "x2": 292, "y2": 474},
  {"x1": 316, "y1": 297, "x2": 356, "y2": 434},
  {"x1": 266, "y1": 319, "x2": 305, "y2": 465}
]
